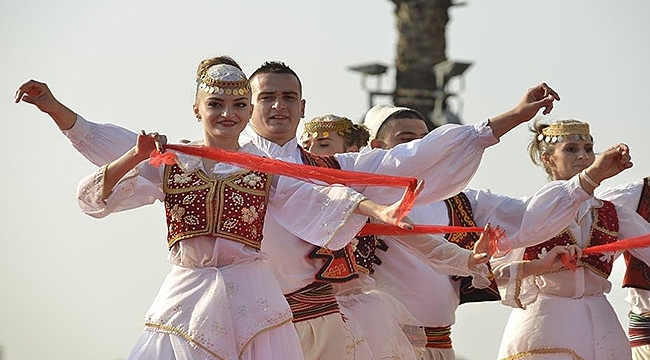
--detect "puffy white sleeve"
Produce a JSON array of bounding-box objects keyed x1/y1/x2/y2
[
  {"x1": 383, "y1": 229, "x2": 491, "y2": 288},
  {"x1": 334, "y1": 120, "x2": 498, "y2": 204},
  {"x1": 62, "y1": 114, "x2": 138, "y2": 166},
  {"x1": 267, "y1": 176, "x2": 368, "y2": 251},
  {"x1": 491, "y1": 248, "x2": 539, "y2": 309},
  {"x1": 618, "y1": 204, "x2": 650, "y2": 265},
  {"x1": 596, "y1": 179, "x2": 643, "y2": 210},
  {"x1": 467, "y1": 173, "x2": 591, "y2": 251},
  {"x1": 77, "y1": 162, "x2": 164, "y2": 218}
]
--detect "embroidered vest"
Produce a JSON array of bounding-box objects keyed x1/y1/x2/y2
[
  {"x1": 163, "y1": 164, "x2": 271, "y2": 250},
  {"x1": 300, "y1": 147, "x2": 362, "y2": 283},
  {"x1": 524, "y1": 200, "x2": 619, "y2": 278},
  {"x1": 623, "y1": 177, "x2": 650, "y2": 290},
  {"x1": 444, "y1": 193, "x2": 501, "y2": 303}
]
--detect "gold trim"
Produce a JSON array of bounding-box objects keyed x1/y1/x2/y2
[
  {"x1": 500, "y1": 347, "x2": 585, "y2": 360},
  {"x1": 514, "y1": 262, "x2": 525, "y2": 309},
  {"x1": 236, "y1": 316, "x2": 294, "y2": 357},
  {"x1": 303, "y1": 117, "x2": 354, "y2": 137},
  {"x1": 145, "y1": 316, "x2": 294, "y2": 359},
  {"x1": 164, "y1": 165, "x2": 271, "y2": 249},
  {"x1": 542, "y1": 122, "x2": 590, "y2": 137},
  {"x1": 144, "y1": 323, "x2": 227, "y2": 360}
]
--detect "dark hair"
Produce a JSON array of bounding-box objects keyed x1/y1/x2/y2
[
  {"x1": 345, "y1": 124, "x2": 370, "y2": 149},
  {"x1": 249, "y1": 61, "x2": 302, "y2": 90},
  {"x1": 377, "y1": 109, "x2": 426, "y2": 140}
]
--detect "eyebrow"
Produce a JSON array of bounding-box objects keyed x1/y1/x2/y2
[
  {"x1": 205, "y1": 96, "x2": 249, "y2": 102},
  {"x1": 258, "y1": 90, "x2": 299, "y2": 96},
  {"x1": 395, "y1": 130, "x2": 428, "y2": 137}
]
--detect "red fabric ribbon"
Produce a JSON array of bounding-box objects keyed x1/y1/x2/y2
[
  {"x1": 559, "y1": 233, "x2": 650, "y2": 271},
  {"x1": 358, "y1": 223, "x2": 506, "y2": 255},
  {"x1": 357, "y1": 224, "x2": 484, "y2": 237},
  {"x1": 149, "y1": 144, "x2": 420, "y2": 223},
  {"x1": 582, "y1": 233, "x2": 650, "y2": 255}
]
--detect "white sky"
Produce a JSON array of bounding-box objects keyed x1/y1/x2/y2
[{"x1": 2, "y1": 1, "x2": 649, "y2": 359}]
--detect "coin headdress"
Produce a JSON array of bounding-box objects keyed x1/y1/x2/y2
[
  {"x1": 537, "y1": 120, "x2": 592, "y2": 144},
  {"x1": 197, "y1": 64, "x2": 250, "y2": 96}
]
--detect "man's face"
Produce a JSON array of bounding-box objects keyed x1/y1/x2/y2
[
  {"x1": 250, "y1": 73, "x2": 305, "y2": 145},
  {"x1": 374, "y1": 117, "x2": 429, "y2": 149}
]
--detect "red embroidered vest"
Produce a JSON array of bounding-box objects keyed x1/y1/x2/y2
[
  {"x1": 163, "y1": 164, "x2": 271, "y2": 250},
  {"x1": 524, "y1": 201, "x2": 619, "y2": 278},
  {"x1": 299, "y1": 148, "x2": 361, "y2": 283},
  {"x1": 444, "y1": 193, "x2": 501, "y2": 303},
  {"x1": 623, "y1": 177, "x2": 650, "y2": 290}
]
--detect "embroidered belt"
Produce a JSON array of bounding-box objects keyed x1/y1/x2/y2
[
  {"x1": 630, "y1": 312, "x2": 650, "y2": 347},
  {"x1": 284, "y1": 282, "x2": 340, "y2": 323},
  {"x1": 424, "y1": 325, "x2": 452, "y2": 349}
]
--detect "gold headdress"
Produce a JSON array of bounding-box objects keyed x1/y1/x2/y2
[
  {"x1": 197, "y1": 64, "x2": 250, "y2": 96},
  {"x1": 303, "y1": 115, "x2": 354, "y2": 139},
  {"x1": 537, "y1": 120, "x2": 592, "y2": 144}
]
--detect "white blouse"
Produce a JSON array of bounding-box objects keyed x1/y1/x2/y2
[{"x1": 492, "y1": 197, "x2": 650, "y2": 309}]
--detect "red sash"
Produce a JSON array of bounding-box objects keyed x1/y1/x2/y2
[{"x1": 623, "y1": 177, "x2": 650, "y2": 290}]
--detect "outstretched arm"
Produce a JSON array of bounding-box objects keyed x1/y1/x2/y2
[
  {"x1": 488, "y1": 82, "x2": 561, "y2": 139},
  {"x1": 15, "y1": 80, "x2": 77, "y2": 130}
]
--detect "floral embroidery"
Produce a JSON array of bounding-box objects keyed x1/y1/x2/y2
[
  {"x1": 182, "y1": 194, "x2": 196, "y2": 205},
  {"x1": 241, "y1": 206, "x2": 259, "y2": 224},
  {"x1": 173, "y1": 173, "x2": 192, "y2": 184},
  {"x1": 185, "y1": 215, "x2": 199, "y2": 225},
  {"x1": 222, "y1": 218, "x2": 237, "y2": 230},
  {"x1": 241, "y1": 173, "x2": 262, "y2": 187},
  {"x1": 170, "y1": 205, "x2": 185, "y2": 222},
  {"x1": 599, "y1": 252, "x2": 614, "y2": 263},
  {"x1": 230, "y1": 192, "x2": 244, "y2": 206}
]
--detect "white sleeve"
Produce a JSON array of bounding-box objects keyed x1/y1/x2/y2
[
  {"x1": 62, "y1": 114, "x2": 138, "y2": 166},
  {"x1": 267, "y1": 175, "x2": 368, "y2": 251},
  {"x1": 77, "y1": 162, "x2": 164, "y2": 218},
  {"x1": 383, "y1": 231, "x2": 491, "y2": 288},
  {"x1": 334, "y1": 120, "x2": 498, "y2": 204},
  {"x1": 467, "y1": 173, "x2": 591, "y2": 251},
  {"x1": 597, "y1": 180, "x2": 643, "y2": 212},
  {"x1": 491, "y1": 248, "x2": 539, "y2": 309},
  {"x1": 618, "y1": 204, "x2": 650, "y2": 265}
]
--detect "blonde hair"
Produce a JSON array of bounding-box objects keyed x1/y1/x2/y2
[{"x1": 528, "y1": 118, "x2": 591, "y2": 179}]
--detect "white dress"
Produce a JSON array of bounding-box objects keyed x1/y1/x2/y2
[
  {"x1": 76, "y1": 143, "x2": 368, "y2": 360},
  {"x1": 492, "y1": 197, "x2": 650, "y2": 360}
]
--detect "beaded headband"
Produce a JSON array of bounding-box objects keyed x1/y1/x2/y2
[
  {"x1": 537, "y1": 121, "x2": 592, "y2": 144},
  {"x1": 197, "y1": 64, "x2": 251, "y2": 96},
  {"x1": 303, "y1": 116, "x2": 354, "y2": 139}
]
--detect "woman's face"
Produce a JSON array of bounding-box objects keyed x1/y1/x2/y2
[
  {"x1": 545, "y1": 138, "x2": 595, "y2": 181},
  {"x1": 193, "y1": 90, "x2": 252, "y2": 142},
  {"x1": 304, "y1": 132, "x2": 348, "y2": 155}
]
